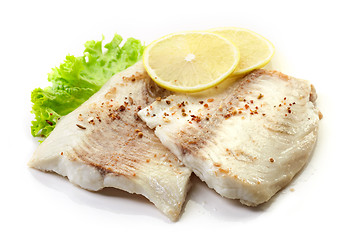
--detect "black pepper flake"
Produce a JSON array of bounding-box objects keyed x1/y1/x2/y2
[
  {"x1": 134, "y1": 113, "x2": 140, "y2": 121},
  {"x1": 76, "y1": 124, "x2": 86, "y2": 129},
  {"x1": 166, "y1": 100, "x2": 171, "y2": 105},
  {"x1": 178, "y1": 101, "x2": 186, "y2": 107},
  {"x1": 46, "y1": 120, "x2": 53, "y2": 126},
  {"x1": 191, "y1": 115, "x2": 201, "y2": 122},
  {"x1": 118, "y1": 105, "x2": 126, "y2": 111}
]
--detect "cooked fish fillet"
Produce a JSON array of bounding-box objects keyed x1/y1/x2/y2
[
  {"x1": 29, "y1": 61, "x2": 191, "y2": 221},
  {"x1": 139, "y1": 69, "x2": 321, "y2": 206}
]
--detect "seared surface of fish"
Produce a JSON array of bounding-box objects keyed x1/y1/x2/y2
[
  {"x1": 29, "y1": 62, "x2": 191, "y2": 221},
  {"x1": 139, "y1": 69, "x2": 321, "y2": 206}
]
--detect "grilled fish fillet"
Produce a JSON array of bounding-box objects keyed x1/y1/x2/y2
[
  {"x1": 139, "y1": 69, "x2": 321, "y2": 206},
  {"x1": 29, "y1": 61, "x2": 191, "y2": 221}
]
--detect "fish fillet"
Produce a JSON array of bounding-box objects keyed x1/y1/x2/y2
[
  {"x1": 29, "y1": 61, "x2": 191, "y2": 221},
  {"x1": 139, "y1": 69, "x2": 321, "y2": 206}
]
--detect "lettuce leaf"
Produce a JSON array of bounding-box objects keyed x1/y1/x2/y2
[{"x1": 31, "y1": 34, "x2": 144, "y2": 137}]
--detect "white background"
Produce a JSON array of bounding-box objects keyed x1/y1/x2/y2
[{"x1": 1, "y1": 0, "x2": 348, "y2": 239}]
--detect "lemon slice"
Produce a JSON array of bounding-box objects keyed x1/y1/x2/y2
[
  {"x1": 143, "y1": 31, "x2": 240, "y2": 93},
  {"x1": 209, "y1": 27, "x2": 275, "y2": 75}
]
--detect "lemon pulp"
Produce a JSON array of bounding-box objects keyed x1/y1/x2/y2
[
  {"x1": 209, "y1": 27, "x2": 275, "y2": 75},
  {"x1": 143, "y1": 31, "x2": 240, "y2": 93}
]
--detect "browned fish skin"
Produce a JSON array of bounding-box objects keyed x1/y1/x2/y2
[
  {"x1": 29, "y1": 62, "x2": 191, "y2": 221},
  {"x1": 139, "y1": 69, "x2": 321, "y2": 206}
]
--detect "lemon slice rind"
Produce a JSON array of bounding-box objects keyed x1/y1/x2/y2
[{"x1": 208, "y1": 27, "x2": 275, "y2": 76}]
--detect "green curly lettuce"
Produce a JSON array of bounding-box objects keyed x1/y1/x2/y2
[{"x1": 31, "y1": 34, "x2": 144, "y2": 137}]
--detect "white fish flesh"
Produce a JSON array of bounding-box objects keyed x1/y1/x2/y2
[
  {"x1": 29, "y1": 61, "x2": 192, "y2": 221},
  {"x1": 138, "y1": 69, "x2": 321, "y2": 206}
]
